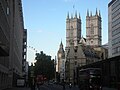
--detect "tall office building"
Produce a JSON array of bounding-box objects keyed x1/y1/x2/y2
[
  {"x1": 22, "y1": 29, "x2": 27, "y2": 82},
  {"x1": 0, "y1": 0, "x2": 10, "y2": 89},
  {"x1": 108, "y1": 0, "x2": 120, "y2": 58},
  {"x1": 0, "y1": 0, "x2": 26, "y2": 89},
  {"x1": 86, "y1": 9, "x2": 102, "y2": 46},
  {"x1": 9, "y1": 0, "x2": 25, "y2": 87}
]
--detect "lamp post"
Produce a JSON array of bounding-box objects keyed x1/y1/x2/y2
[
  {"x1": 54, "y1": 56, "x2": 57, "y2": 82},
  {"x1": 30, "y1": 63, "x2": 35, "y2": 90}
]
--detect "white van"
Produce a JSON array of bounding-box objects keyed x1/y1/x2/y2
[{"x1": 17, "y1": 79, "x2": 25, "y2": 87}]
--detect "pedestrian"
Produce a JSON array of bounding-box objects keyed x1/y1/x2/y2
[
  {"x1": 63, "y1": 84, "x2": 65, "y2": 90},
  {"x1": 69, "y1": 82, "x2": 72, "y2": 89},
  {"x1": 30, "y1": 78, "x2": 35, "y2": 90},
  {"x1": 62, "y1": 81, "x2": 65, "y2": 90}
]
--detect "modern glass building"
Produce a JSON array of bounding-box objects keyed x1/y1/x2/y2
[{"x1": 108, "y1": 0, "x2": 120, "y2": 58}]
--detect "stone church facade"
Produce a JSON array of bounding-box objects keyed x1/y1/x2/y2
[
  {"x1": 65, "y1": 12, "x2": 81, "y2": 55},
  {"x1": 57, "y1": 9, "x2": 108, "y2": 84},
  {"x1": 65, "y1": 43, "x2": 100, "y2": 84},
  {"x1": 65, "y1": 10, "x2": 107, "y2": 84}
]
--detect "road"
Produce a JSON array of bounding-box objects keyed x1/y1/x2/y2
[
  {"x1": 4, "y1": 84, "x2": 117, "y2": 90},
  {"x1": 37, "y1": 84, "x2": 79, "y2": 90}
]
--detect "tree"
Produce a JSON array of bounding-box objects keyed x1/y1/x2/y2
[{"x1": 34, "y1": 51, "x2": 55, "y2": 80}]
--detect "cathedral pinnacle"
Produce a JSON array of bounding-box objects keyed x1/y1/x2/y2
[
  {"x1": 60, "y1": 40, "x2": 63, "y2": 48},
  {"x1": 79, "y1": 13, "x2": 81, "y2": 19},
  {"x1": 87, "y1": 9, "x2": 89, "y2": 16},
  {"x1": 67, "y1": 12, "x2": 69, "y2": 19},
  {"x1": 96, "y1": 8, "x2": 98, "y2": 16},
  {"x1": 71, "y1": 13, "x2": 73, "y2": 18},
  {"x1": 59, "y1": 40, "x2": 64, "y2": 52},
  {"x1": 90, "y1": 11, "x2": 92, "y2": 16},
  {"x1": 75, "y1": 11, "x2": 77, "y2": 18},
  {"x1": 99, "y1": 10, "x2": 101, "y2": 17}
]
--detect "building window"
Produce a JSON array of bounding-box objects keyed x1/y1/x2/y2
[
  {"x1": 112, "y1": 0, "x2": 120, "y2": 11},
  {"x1": 112, "y1": 27, "x2": 120, "y2": 37},
  {"x1": 75, "y1": 61, "x2": 77, "y2": 65},
  {"x1": 70, "y1": 26, "x2": 73, "y2": 38},
  {"x1": 24, "y1": 48, "x2": 26, "y2": 52},
  {"x1": 75, "y1": 49, "x2": 77, "y2": 52},
  {"x1": 75, "y1": 56, "x2": 77, "y2": 60},
  {"x1": 91, "y1": 24, "x2": 94, "y2": 34},
  {"x1": 118, "y1": 46, "x2": 120, "y2": 52},
  {"x1": 112, "y1": 46, "x2": 120, "y2": 55},
  {"x1": 24, "y1": 42, "x2": 27, "y2": 45},
  {"x1": 91, "y1": 41, "x2": 93, "y2": 44},
  {"x1": 7, "y1": 7, "x2": 9, "y2": 15},
  {"x1": 112, "y1": 36, "x2": 120, "y2": 46},
  {"x1": 24, "y1": 55, "x2": 26, "y2": 59}
]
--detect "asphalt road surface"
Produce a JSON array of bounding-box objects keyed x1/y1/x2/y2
[{"x1": 4, "y1": 84, "x2": 117, "y2": 90}]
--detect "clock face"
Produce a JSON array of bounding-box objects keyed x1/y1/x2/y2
[{"x1": 59, "y1": 53, "x2": 61, "y2": 57}]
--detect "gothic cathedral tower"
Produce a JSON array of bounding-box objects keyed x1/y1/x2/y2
[
  {"x1": 66, "y1": 12, "x2": 81, "y2": 53},
  {"x1": 86, "y1": 9, "x2": 102, "y2": 46}
]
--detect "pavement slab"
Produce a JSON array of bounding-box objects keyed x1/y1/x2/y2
[{"x1": 3, "y1": 87, "x2": 31, "y2": 90}]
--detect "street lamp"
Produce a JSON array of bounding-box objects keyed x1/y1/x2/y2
[
  {"x1": 30, "y1": 63, "x2": 35, "y2": 90},
  {"x1": 54, "y1": 56, "x2": 57, "y2": 82}
]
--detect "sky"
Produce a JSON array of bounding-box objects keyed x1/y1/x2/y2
[{"x1": 22, "y1": 0, "x2": 110, "y2": 64}]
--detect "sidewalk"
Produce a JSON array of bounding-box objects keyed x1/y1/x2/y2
[
  {"x1": 103, "y1": 87, "x2": 117, "y2": 90},
  {"x1": 3, "y1": 87, "x2": 31, "y2": 90}
]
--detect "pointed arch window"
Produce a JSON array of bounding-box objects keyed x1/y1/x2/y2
[
  {"x1": 70, "y1": 26, "x2": 73, "y2": 38},
  {"x1": 91, "y1": 24, "x2": 94, "y2": 34},
  {"x1": 69, "y1": 26, "x2": 74, "y2": 45}
]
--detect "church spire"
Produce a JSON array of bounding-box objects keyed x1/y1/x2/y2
[
  {"x1": 71, "y1": 13, "x2": 73, "y2": 18},
  {"x1": 96, "y1": 8, "x2": 98, "y2": 16},
  {"x1": 67, "y1": 12, "x2": 69, "y2": 19},
  {"x1": 75, "y1": 11, "x2": 77, "y2": 18},
  {"x1": 87, "y1": 9, "x2": 89, "y2": 16},
  {"x1": 58, "y1": 40, "x2": 64, "y2": 53},
  {"x1": 79, "y1": 13, "x2": 81, "y2": 19},
  {"x1": 90, "y1": 11, "x2": 92, "y2": 16},
  {"x1": 60, "y1": 40, "x2": 63, "y2": 48},
  {"x1": 99, "y1": 10, "x2": 101, "y2": 17}
]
